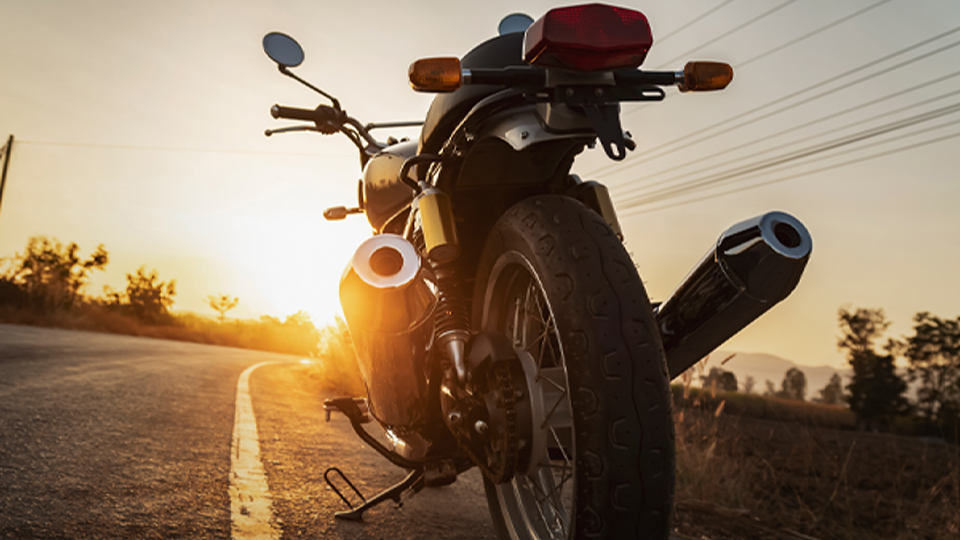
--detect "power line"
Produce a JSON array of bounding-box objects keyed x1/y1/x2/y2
[
  {"x1": 613, "y1": 74, "x2": 960, "y2": 199},
  {"x1": 622, "y1": 129, "x2": 960, "y2": 215},
  {"x1": 654, "y1": 0, "x2": 739, "y2": 45},
  {"x1": 608, "y1": 31, "x2": 960, "y2": 177},
  {"x1": 653, "y1": 0, "x2": 803, "y2": 68},
  {"x1": 737, "y1": 0, "x2": 896, "y2": 68},
  {"x1": 619, "y1": 0, "x2": 897, "y2": 120},
  {"x1": 16, "y1": 140, "x2": 343, "y2": 158},
  {"x1": 619, "y1": 105, "x2": 960, "y2": 208},
  {"x1": 593, "y1": 24, "x2": 960, "y2": 179},
  {"x1": 687, "y1": 114, "x2": 960, "y2": 192},
  {"x1": 621, "y1": 102, "x2": 960, "y2": 204}
]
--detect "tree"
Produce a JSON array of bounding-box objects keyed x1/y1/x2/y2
[
  {"x1": 702, "y1": 367, "x2": 738, "y2": 392},
  {"x1": 207, "y1": 294, "x2": 239, "y2": 323},
  {"x1": 902, "y1": 312, "x2": 960, "y2": 427},
  {"x1": 124, "y1": 266, "x2": 176, "y2": 323},
  {"x1": 838, "y1": 307, "x2": 909, "y2": 426},
  {"x1": 818, "y1": 373, "x2": 844, "y2": 405},
  {"x1": 744, "y1": 375, "x2": 756, "y2": 394},
  {"x1": 4, "y1": 236, "x2": 108, "y2": 309},
  {"x1": 764, "y1": 380, "x2": 777, "y2": 397},
  {"x1": 780, "y1": 367, "x2": 807, "y2": 401}
]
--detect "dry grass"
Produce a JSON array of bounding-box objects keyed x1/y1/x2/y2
[
  {"x1": 672, "y1": 385, "x2": 856, "y2": 430},
  {"x1": 311, "y1": 317, "x2": 365, "y2": 396},
  {"x1": 672, "y1": 371, "x2": 960, "y2": 540}
]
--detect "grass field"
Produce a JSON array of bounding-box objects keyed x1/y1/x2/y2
[{"x1": 672, "y1": 393, "x2": 959, "y2": 539}]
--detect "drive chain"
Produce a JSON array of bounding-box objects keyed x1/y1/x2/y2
[{"x1": 457, "y1": 361, "x2": 520, "y2": 485}]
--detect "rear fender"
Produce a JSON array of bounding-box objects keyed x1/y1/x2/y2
[{"x1": 476, "y1": 105, "x2": 594, "y2": 152}]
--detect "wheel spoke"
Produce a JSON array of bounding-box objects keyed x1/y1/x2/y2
[
  {"x1": 540, "y1": 390, "x2": 568, "y2": 430},
  {"x1": 511, "y1": 297, "x2": 523, "y2": 346},
  {"x1": 525, "y1": 472, "x2": 568, "y2": 537},
  {"x1": 524, "y1": 476, "x2": 554, "y2": 520},
  {"x1": 530, "y1": 467, "x2": 570, "y2": 533},
  {"x1": 546, "y1": 424, "x2": 572, "y2": 468}
]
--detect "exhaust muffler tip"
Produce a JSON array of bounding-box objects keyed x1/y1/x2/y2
[
  {"x1": 349, "y1": 234, "x2": 423, "y2": 290},
  {"x1": 719, "y1": 210, "x2": 811, "y2": 262},
  {"x1": 747, "y1": 211, "x2": 811, "y2": 259},
  {"x1": 716, "y1": 211, "x2": 812, "y2": 304}
]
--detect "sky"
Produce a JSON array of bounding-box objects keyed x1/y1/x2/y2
[{"x1": 1, "y1": 0, "x2": 958, "y2": 369}]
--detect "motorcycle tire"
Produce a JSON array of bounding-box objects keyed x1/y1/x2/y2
[{"x1": 473, "y1": 195, "x2": 674, "y2": 540}]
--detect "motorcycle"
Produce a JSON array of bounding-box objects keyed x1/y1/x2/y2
[{"x1": 262, "y1": 5, "x2": 812, "y2": 539}]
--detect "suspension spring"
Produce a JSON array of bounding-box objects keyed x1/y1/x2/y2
[{"x1": 433, "y1": 263, "x2": 469, "y2": 339}]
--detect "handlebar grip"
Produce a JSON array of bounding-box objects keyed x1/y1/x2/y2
[
  {"x1": 271, "y1": 104, "x2": 318, "y2": 121},
  {"x1": 270, "y1": 104, "x2": 342, "y2": 123}
]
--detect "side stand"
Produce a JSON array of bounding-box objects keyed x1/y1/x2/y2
[
  {"x1": 322, "y1": 397, "x2": 425, "y2": 521},
  {"x1": 325, "y1": 466, "x2": 425, "y2": 521}
]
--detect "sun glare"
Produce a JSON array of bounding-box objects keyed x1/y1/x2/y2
[
  {"x1": 218, "y1": 205, "x2": 374, "y2": 326},
  {"x1": 266, "y1": 222, "x2": 370, "y2": 323}
]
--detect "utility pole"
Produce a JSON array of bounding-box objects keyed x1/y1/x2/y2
[{"x1": 0, "y1": 134, "x2": 12, "y2": 219}]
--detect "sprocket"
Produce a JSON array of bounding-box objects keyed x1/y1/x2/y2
[{"x1": 440, "y1": 332, "x2": 532, "y2": 484}]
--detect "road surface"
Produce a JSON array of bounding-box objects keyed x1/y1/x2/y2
[
  {"x1": 0, "y1": 324, "x2": 494, "y2": 539},
  {"x1": 0, "y1": 324, "x2": 693, "y2": 540}
]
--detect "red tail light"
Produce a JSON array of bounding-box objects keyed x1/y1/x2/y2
[{"x1": 523, "y1": 4, "x2": 653, "y2": 72}]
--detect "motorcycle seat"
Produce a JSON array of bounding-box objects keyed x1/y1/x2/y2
[{"x1": 418, "y1": 32, "x2": 526, "y2": 155}]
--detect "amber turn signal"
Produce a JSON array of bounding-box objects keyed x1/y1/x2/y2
[
  {"x1": 680, "y1": 62, "x2": 734, "y2": 92},
  {"x1": 409, "y1": 57, "x2": 463, "y2": 93}
]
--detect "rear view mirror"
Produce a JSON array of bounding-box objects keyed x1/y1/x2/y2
[
  {"x1": 498, "y1": 13, "x2": 534, "y2": 35},
  {"x1": 263, "y1": 32, "x2": 305, "y2": 68}
]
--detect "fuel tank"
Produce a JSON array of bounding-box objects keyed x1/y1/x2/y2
[
  {"x1": 656, "y1": 211, "x2": 812, "y2": 379},
  {"x1": 339, "y1": 234, "x2": 437, "y2": 431},
  {"x1": 363, "y1": 140, "x2": 417, "y2": 231}
]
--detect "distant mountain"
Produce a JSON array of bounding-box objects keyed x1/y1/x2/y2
[
  {"x1": 699, "y1": 350, "x2": 850, "y2": 400},
  {"x1": 692, "y1": 351, "x2": 920, "y2": 402}
]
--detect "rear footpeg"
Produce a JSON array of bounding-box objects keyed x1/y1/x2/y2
[
  {"x1": 323, "y1": 396, "x2": 370, "y2": 423},
  {"x1": 323, "y1": 466, "x2": 425, "y2": 521}
]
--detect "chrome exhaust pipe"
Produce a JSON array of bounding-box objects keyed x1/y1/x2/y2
[
  {"x1": 339, "y1": 234, "x2": 436, "y2": 429},
  {"x1": 656, "y1": 211, "x2": 812, "y2": 380}
]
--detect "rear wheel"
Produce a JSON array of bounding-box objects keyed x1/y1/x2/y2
[{"x1": 474, "y1": 195, "x2": 674, "y2": 540}]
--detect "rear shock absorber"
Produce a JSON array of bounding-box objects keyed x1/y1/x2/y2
[
  {"x1": 433, "y1": 263, "x2": 470, "y2": 383},
  {"x1": 416, "y1": 185, "x2": 470, "y2": 383}
]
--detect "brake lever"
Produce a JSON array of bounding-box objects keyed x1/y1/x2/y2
[
  {"x1": 264, "y1": 125, "x2": 321, "y2": 137},
  {"x1": 323, "y1": 206, "x2": 364, "y2": 220}
]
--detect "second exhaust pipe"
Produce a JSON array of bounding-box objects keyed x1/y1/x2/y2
[{"x1": 655, "y1": 211, "x2": 812, "y2": 379}]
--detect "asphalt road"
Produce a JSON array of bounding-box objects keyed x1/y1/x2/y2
[{"x1": 0, "y1": 324, "x2": 495, "y2": 539}]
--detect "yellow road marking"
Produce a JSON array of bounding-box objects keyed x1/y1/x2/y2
[{"x1": 230, "y1": 361, "x2": 282, "y2": 539}]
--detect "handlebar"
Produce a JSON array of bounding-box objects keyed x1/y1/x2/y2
[{"x1": 269, "y1": 102, "x2": 385, "y2": 154}]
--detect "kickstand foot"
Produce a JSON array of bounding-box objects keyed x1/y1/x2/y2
[{"x1": 325, "y1": 467, "x2": 425, "y2": 521}]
